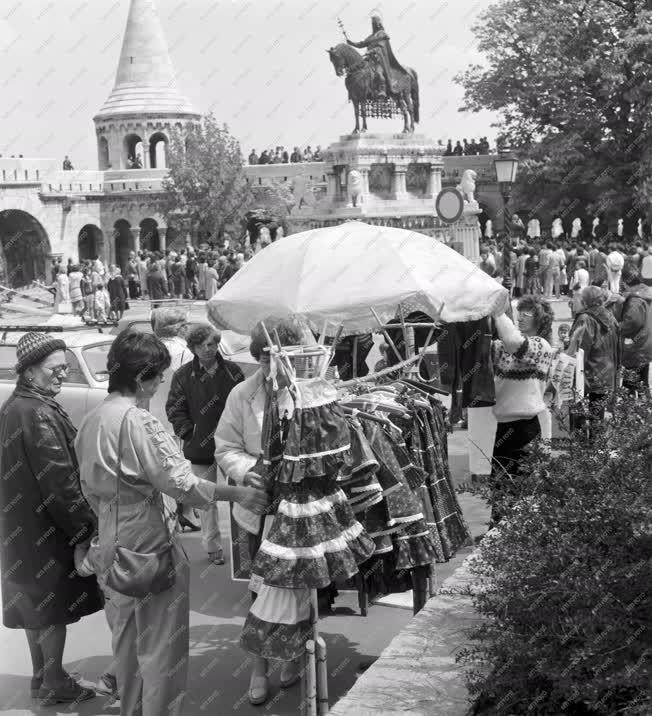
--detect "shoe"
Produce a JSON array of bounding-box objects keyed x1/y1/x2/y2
[
  {"x1": 95, "y1": 672, "x2": 119, "y2": 700},
  {"x1": 248, "y1": 674, "x2": 269, "y2": 705},
  {"x1": 38, "y1": 676, "x2": 95, "y2": 706},
  {"x1": 178, "y1": 514, "x2": 201, "y2": 532},
  {"x1": 280, "y1": 660, "x2": 301, "y2": 689},
  {"x1": 30, "y1": 670, "x2": 81, "y2": 699},
  {"x1": 208, "y1": 548, "x2": 225, "y2": 565}
]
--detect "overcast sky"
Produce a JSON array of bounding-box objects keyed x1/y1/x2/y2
[{"x1": 0, "y1": 0, "x2": 497, "y2": 167}]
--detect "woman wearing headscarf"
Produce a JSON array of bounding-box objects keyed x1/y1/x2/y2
[
  {"x1": 0, "y1": 332, "x2": 103, "y2": 706},
  {"x1": 75, "y1": 330, "x2": 268, "y2": 716}
]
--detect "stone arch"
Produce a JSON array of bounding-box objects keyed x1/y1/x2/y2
[
  {"x1": 0, "y1": 209, "x2": 51, "y2": 288},
  {"x1": 78, "y1": 224, "x2": 104, "y2": 262},
  {"x1": 149, "y1": 132, "x2": 168, "y2": 169},
  {"x1": 113, "y1": 219, "x2": 134, "y2": 273},
  {"x1": 98, "y1": 136, "x2": 110, "y2": 170},
  {"x1": 139, "y1": 218, "x2": 160, "y2": 253},
  {"x1": 124, "y1": 133, "x2": 144, "y2": 168}
]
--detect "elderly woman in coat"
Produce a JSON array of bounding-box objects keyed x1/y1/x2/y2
[
  {"x1": 75, "y1": 330, "x2": 268, "y2": 716},
  {"x1": 0, "y1": 332, "x2": 103, "y2": 706}
]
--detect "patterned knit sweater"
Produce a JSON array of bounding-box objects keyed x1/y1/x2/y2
[{"x1": 492, "y1": 314, "x2": 553, "y2": 422}]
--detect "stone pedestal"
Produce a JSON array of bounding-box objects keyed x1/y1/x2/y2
[{"x1": 451, "y1": 216, "x2": 481, "y2": 263}]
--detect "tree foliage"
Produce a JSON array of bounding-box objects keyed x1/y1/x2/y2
[
  {"x1": 456, "y1": 0, "x2": 652, "y2": 233},
  {"x1": 461, "y1": 392, "x2": 651, "y2": 715}
]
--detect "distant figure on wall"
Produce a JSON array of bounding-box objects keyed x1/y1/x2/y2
[{"x1": 62, "y1": 156, "x2": 73, "y2": 170}]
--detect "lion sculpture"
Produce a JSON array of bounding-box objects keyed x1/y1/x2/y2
[
  {"x1": 347, "y1": 169, "x2": 363, "y2": 208},
  {"x1": 456, "y1": 169, "x2": 477, "y2": 205}
]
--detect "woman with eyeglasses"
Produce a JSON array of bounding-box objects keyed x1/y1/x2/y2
[{"x1": 0, "y1": 332, "x2": 104, "y2": 706}]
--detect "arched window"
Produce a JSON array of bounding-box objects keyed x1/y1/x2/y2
[
  {"x1": 113, "y1": 219, "x2": 134, "y2": 273},
  {"x1": 149, "y1": 132, "x2": 168, "y2": 169},
  {"x1": 0, "y1": 210, "x2": 51, "y2": 288},
  {"x1": 139, "y1": 218, "x2": 160, "y2": 252},
  {"x1": 123, "y1": 134, "x2": 144, "y2": 169},
  {"x1": 78, "y1": 224, "x2": 104, "y2": 261}
]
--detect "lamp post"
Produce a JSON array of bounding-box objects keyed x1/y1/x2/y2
[{"x1": 494, "y1": 145, "x2": 519, "y2": 240}]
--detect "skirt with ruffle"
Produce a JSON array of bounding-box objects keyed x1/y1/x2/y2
[
  {"x1": 252, "y1": 478, "x2": 375, "y2": 589},
  {"x1": 278, "y1": 379, "x2": 352, "y2": 483},
  {"x1": 240, "y1": 584, "x2": 311, "y2": 661}
]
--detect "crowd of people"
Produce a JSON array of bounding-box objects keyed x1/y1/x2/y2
[
  {"x1": 442, "y1": 137, "x2": 492, "y2": 156},
  {"x1": 49, "y1": 240, "x2": 259, "y2": 322},
  {"x1": 478, "y1": 235, "x2": 652, "y2": 300},
  {"x1": 248, "y1": 145, "x2": 323, "y2": 164}
]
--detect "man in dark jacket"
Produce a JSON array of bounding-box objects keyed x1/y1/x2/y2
[
  {"x1": 619, "y1": 269, "x2": 652, "y2": 394},
  {"x1": 166, "y1": 325, "x2": 244, "y2": 564},
  {"x1": 568, "y1": 285, "x2": 621, "y2": 436},
  {"x1": 145, "y1": 260, "x2": 168, "y2": 305}
]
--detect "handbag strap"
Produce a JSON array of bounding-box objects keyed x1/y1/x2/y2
[{"x1": 113, "y1": 406, "x2": 177, "y2": 547}]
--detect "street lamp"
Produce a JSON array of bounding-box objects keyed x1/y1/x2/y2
[{"x1": 494, "y1": 146, "x2": 519, "y2": 239}]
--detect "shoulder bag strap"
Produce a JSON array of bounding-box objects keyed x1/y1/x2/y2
[{"x1": 113, "y1": 407, "x2": 134, "y2": 546}]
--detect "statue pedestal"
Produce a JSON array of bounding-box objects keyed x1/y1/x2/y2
[{"x1": 287, "y1": 132, "x2": 482, "y2": 262}]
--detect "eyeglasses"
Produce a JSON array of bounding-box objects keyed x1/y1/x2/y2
[{"x1": 43, "y1": 364, "x2": 69, "y2": 376}]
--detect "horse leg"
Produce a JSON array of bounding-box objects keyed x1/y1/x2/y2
[
  {"x1": 353, "y1": 100, "x2": 360, "y2": 134},
  {"x1": 399, "y1": 97, "x2": 410, "y2": 133},
  {"x1": 404, "y1": 90, "x2": 415, "y2": 133},
  {"x1": 361, "y1": 99, "x2": 368, "y2": 132}
]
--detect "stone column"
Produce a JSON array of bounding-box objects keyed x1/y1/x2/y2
[
  {"x1": 359, "y1": 167, "x2": 370, "y2": 199},
  {"x1": 393, "y1": 166, "x2": 408, "y2": 200},
  {"x1": 131, "y1": 228, "x2": 140, "y2": 254},
  {"x1": 427, "y1": 164, "x2": 442, "y2": 197},
  {"x1": 451, "y1": 217, "x2": 481, "y2": 262},
  {"x1": 326, "y1": 171, "x2": 339, "y2": 202},
  {"x1": 159, "y1": 227, "x2": 167, "y2": 252}
]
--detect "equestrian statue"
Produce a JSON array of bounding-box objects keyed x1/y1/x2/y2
[{"x1": 327, "y1": 13, "x2": 419, "y2": 134}]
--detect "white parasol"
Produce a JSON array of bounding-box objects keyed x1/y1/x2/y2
[{"x1": 207, "y1": 221, "x2": 509, "y2": 336}]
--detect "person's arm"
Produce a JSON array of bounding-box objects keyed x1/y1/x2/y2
[
  {"x1": 620, "y1": 298, "x2": 645, "y2": 339},
  {"x1": 494, "y1": 312, "x2": 527, "y2": 355},
  {"x1": 214, "y1": 388, "x2": 258, "y2": 485},
  {"x1": 128, "y1": 409, "x2": 265, "y2": 511},
  {"x1": 25, "y1": 410, "x2": 97, "y2": 546},
  {"x1": 165, "y1": 369, "x2": 194, "y2": 440}
]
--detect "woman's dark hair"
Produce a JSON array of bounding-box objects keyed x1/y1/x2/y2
[
  {"x1": 250, "y1": 317, "x2": 305, "y2": 361},
  {"x1": 107, "y1": 330, "x2": 171, "y2": 393},
  {"x1": 516, "y1": 295, "x2": 554, "y2": 343},
  {"x1": 186, "y1": 323, "x2": 220, "y2": 350}
]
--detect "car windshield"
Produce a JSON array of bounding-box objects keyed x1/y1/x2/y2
[{"x1": 83, "y1": 342, "x2": 113, "y2": 382}]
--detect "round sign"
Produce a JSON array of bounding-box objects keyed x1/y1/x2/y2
[{"x1": 435, "y1": 187, "x2": 464, "y2": 224}]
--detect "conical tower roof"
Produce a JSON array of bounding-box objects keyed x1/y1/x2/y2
[{"x1": 94, "y1": 0, "x2": 198, "y2": 119}]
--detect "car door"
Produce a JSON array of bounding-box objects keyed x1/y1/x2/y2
[
  {"x1": 57, "y1": 349, "x2": 91, "y2": 428},
  {"x1": 80, "y1": 341, "x2": 113, "y2": 414}
]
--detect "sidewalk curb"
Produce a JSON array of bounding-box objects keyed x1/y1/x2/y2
[{"x1": 329, "y1": 553, "x2": 479, "y2": 716}]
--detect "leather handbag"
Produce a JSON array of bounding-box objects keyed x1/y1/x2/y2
[{"x1": 105, "y1": 408, "x2": 177, "y2": 598}]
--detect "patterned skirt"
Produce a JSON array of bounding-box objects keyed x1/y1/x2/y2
[{"x1": 252, "y1": 478, "x2": 375, "y2": 589}]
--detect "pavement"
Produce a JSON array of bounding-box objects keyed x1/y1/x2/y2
[{"x1": 0, "y1": 428, "x2": 487, "y2": 716}]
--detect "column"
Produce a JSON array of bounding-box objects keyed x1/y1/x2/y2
[
  {"x1": 359, "y1": 166, "x2": 370, "y2": 199},
  {"x1": 393, "y1": 166, "x2": 408, "y2": 200},
  {"x1": 427, "y1": 164, "x2": 442, "y2": 197},
  {"x1": 131, "y1": 228, "x2": 140, "y2": 254},
  {"x1": 159, "y1": 227, "x2": 167, "y2": 252},
  {"x1": 326, "y1": 172, "x2": 338, "y2": 203},
  {"x1": 452, "y1": 218, "x2": 481, "y2": 263}
]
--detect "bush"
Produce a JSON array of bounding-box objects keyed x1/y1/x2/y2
[{"x1": 459, "y1": 392, "x2": 651, "y2": 715}]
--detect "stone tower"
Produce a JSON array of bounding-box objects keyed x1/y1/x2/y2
[{"x1": 93, "y1": 0, "x2": 200, "y2": 171}]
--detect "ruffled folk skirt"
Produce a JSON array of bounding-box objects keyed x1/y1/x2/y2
[{"x1": 252, "y1": 478, "x2": 375, "y2": 589}]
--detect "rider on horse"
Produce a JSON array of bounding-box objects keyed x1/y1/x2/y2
[{"x1": 345, "y1": 14, "x2": 409, "y2": 99}]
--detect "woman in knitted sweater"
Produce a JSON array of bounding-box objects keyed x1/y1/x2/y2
[{"x1": 490, "y1": 295, "x2": 554, "y2": 525}]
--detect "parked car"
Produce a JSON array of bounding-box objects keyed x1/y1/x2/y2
[
  {"x1": 0, "y1": 327, "x2": 114, "y2": 427},
  {"x1": 110, "y1": 309, "x2": 259, "y2": 378}
]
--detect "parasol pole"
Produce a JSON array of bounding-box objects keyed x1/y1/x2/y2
[{"x1": 370, "y1": 307, "x2": 403, "y2": 365}]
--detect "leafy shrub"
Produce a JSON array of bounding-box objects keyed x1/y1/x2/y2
[{"x1": 459, "y1": 392, "x2": 651, "y2": 715}]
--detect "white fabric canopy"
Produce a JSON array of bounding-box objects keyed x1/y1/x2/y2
[{"x1": 207, "y1": 222, "x2": 509, "y2": 336}]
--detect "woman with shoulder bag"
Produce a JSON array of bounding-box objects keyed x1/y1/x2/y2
[{"x1": 75, "y1": 330, "x2": 268, "y2": 716}]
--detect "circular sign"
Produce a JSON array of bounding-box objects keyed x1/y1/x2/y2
[{"x1": 435, "y1": 187, "x2": 464, "y2": 224}]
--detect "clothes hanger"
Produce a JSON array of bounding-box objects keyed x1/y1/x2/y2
[
  {"x1": 399, "y1": 377, "x2": 450, "y2": 397},
  {"x1": 341, "y1": 405, "x2": 392, "y2": 427}
]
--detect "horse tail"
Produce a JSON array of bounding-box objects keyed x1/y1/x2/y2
[{"x1": 410, "y1": 69, "x2": 419, "y2": 124}]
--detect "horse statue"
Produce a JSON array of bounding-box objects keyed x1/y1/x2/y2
[{"x1": 327, "y1": 42, "x2": 419, "y2": 134}]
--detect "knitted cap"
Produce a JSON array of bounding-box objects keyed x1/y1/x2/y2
[{"x1": 15, "y1": 332, "x2": 67, "y2": 373}]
